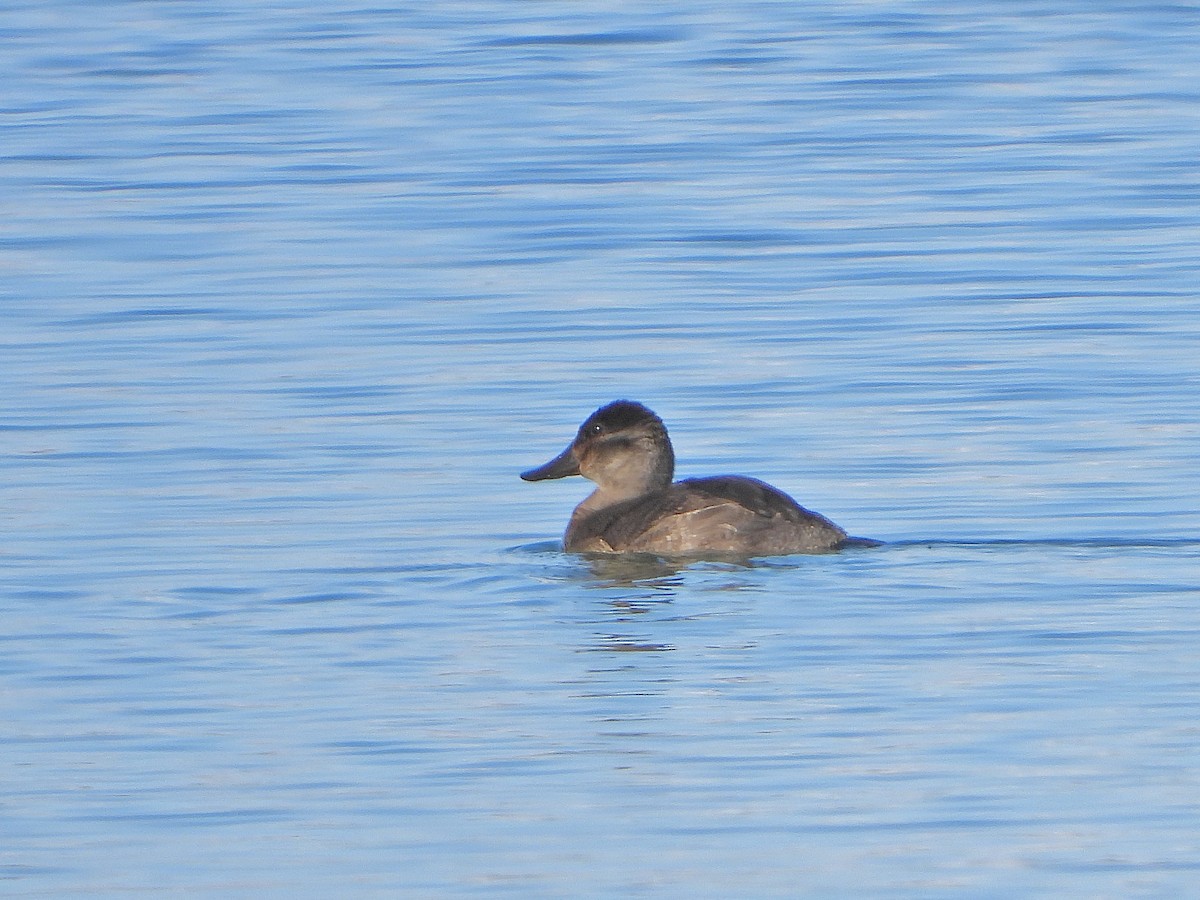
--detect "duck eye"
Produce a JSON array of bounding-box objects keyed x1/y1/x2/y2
[{"x1": 589, "y1": 423, "x2": 603, "y2": 435}]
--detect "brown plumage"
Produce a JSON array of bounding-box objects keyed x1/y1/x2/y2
[{"x1": 521, "y1": 400, "x2": 869, "y2": 558}]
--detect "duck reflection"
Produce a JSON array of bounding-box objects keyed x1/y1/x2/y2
[{"x1": 579, "y1": 550, "x2": 692, "y2": 589}]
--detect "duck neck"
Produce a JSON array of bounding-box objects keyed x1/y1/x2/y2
[
  {"x1": 577, "y1": 485, "x2": 643, "y2": 516},
  {"x1": 578, "y1": 455, "x2": 673, "y2": 514}
]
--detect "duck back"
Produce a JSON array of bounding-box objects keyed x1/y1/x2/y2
[{"x1": 565, "y1": 475, "x2": 848, "y2": 557}]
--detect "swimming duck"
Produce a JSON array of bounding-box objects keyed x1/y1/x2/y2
[{"x1": 521, "y1": 400, "x2": 865, "y2": 557}]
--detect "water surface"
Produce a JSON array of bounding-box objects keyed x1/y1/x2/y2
[{"x1": 3, "y1": 1, "x2": 1199, "y2": 896}]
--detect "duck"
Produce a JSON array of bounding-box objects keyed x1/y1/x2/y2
[{"x1": 521, "y1": 400, "x2": 870, "y2": 558}]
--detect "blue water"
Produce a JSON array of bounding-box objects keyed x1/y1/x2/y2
[{"x1": 4, "y1": 2, "x2": 1200, "y2": 895}]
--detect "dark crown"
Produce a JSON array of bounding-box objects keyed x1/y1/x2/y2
[{"x1": 580, "y1": 400, "x2": 661, "y2": 435}]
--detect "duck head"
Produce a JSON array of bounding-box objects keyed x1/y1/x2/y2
[{"x1": 521, "y1": 400, "x2": 675, "y2": 502}]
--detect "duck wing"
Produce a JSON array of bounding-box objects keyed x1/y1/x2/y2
[
  {"x1": 572, "y1": 476, "x2": 847, "y2": 557},
  {"x1": 677, "y1": 476, "x2": 841, "y2": 526}
]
